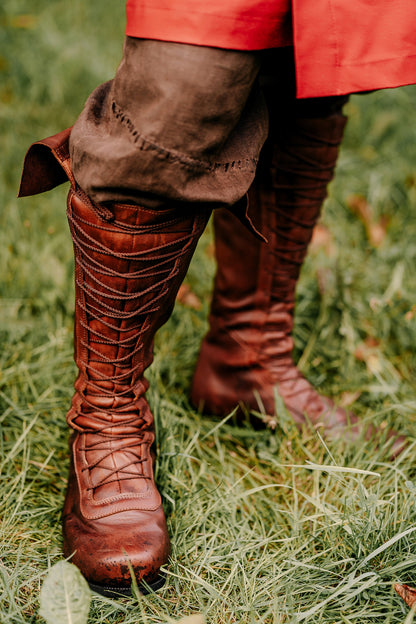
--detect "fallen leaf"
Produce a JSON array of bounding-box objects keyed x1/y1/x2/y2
[
  {"x1": 346, "y1": 194, "x2": 389, "y2": 247},
  {"x1": 39, "y1": 561, "x2": 91, "y2": 624},
  {"x1": 354, "y1": 338, "x2": 382, "y2": 374},
  {"x1": 347, "y1": 194, "x2": 372, "y2": 223},
  {"x1": 176, "y1": 284, "x2": 202, "y2": 310},
  {"x1": 310, "y1": 224, "x2": 336, "y2": 256},
  {"x1": 405, "y1": 305, "x2": 416, "y2": 321},
  {"x1": 368, "y1": 216, "x2": 389, "y2": 247},
  {"x1": 205, "y1": 241, "x2": 215, "y2": 258},
  {"x1": 395, "y1": 583, "x2": 416, "y2": 608},
  {"x1": 338, "y1": 390, "x2": 362, "y2": 408},
  {"x1": 364, "y1": 336, "x2": 381, "y2": 349},
  {"x1": 9, "y1": 14, "x2": 38, "y2": 29}
]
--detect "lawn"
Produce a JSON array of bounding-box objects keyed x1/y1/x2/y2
[{"x1": 1, "y1": 1, "x2": 416, "y2": 622}]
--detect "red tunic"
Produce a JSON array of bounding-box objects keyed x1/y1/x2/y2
[{"x1": 125, "y1": 0, "x2": 416, "y2": 98}]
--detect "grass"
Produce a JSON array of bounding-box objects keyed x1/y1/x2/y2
[{"x1": 1, "y1": 1, "x2": 416, "y2": 622}]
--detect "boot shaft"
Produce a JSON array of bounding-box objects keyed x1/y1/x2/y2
[
  {"x1": 210, "y1": 112, "x2": 348, "y2": 325},
  {"x1": 191, "y1": 112, "x2": 349, "y2": 421},
  {"x1": 19, "y1": 127, "x2": 210, "y2": 515},
  {"x1": 19, "y1": 128, "x2": 210, "y2": 431},
  {"x1": 67, "y1": 186, "x2": 208, "y2": 431}
]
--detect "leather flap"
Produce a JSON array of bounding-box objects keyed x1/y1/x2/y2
[
  {"x1": 18, "y1": 126, "x2": 74, "y2": 197},
  {"x1": 228, "y1": 194, "x2": 268, "y2": 243}
]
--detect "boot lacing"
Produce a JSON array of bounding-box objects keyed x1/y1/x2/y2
[
  {"x1": 67, "y1": 198, "x2": 197, "y2": 491},
  {"x1": 262, "y1": 129, "x2": 341, "y2": 404}
]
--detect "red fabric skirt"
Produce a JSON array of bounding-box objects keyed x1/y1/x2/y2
[{"x1": 125, "y1": 0, "x2": 416, "y2": 98}]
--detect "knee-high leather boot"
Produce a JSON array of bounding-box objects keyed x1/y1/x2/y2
[
  {"x1": 19, "y1": 129, "x2": 210, "y2": 596},
  {"x1": 191, "y1": 113, "x2": 353, "y2": 434}
]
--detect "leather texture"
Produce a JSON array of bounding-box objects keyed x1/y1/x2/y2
[
  {"x1": 18, "y1": 127, "x2": 73, "y2": 197},
  {"x1": 192, "y1": 113, "x2": 358, "y2": 435},
  {"x1": 192, "y1": 113, "x2": 406, "y2": 454},
  {"x1": 63, "y1": 189, "x2": 209, "y2": 591},
  {"x1": 20, "y1": 129, "x2": 210, "y2": 592}
]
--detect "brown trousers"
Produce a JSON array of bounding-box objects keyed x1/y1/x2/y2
[{"x1": 70, "y1": 38, "x2": 348, "y2": 210}]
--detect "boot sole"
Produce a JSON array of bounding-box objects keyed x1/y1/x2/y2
[{"x1": 88, "y1": 572, "x2": 166, "y2": 598}]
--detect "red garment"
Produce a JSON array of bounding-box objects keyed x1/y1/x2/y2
[{"x1": 125, "y1": 0, "x2": 416, "y2": 98}]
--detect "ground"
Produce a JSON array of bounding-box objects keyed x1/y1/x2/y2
[{"x1": 1, "y1": 1, "x2": 416, "y2": 622}]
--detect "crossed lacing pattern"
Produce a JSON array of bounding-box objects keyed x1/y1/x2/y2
[
  {"x1": 269, "y1": 132, "x2": 339, "y2": 301},
  {"x1": 258, "y1": 127, "x2": 342, "y2": 404},
  {"x1": 67, "y1": 198, "x2": 197, "y2": 492},
  {"x1": 79, "y1": 416, "x2": 150, "y2": 492}
]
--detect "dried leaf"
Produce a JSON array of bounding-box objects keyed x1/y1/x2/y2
[
  {"x1": 364, "y1": 336, "x2": 381, "y2": 349},
  {"x1": 205, "y1": 241, "x2": 215, "y2": 258},
  {"x1": 354, "y1": 337, "x2": 382, "y2": 373},
  {"x1": 9, "y1": 14, "x2": 38, "y2": 29},
  {"x1": 405, "y1": 305, "x2": 416, "y2": 321},
  {"x1": 39, "y1": 561, "x2": 91, "y2": 624},
  {"x1": 368, "y1": 216, "x2": 389, "y2": 247},
  {"x1": 310, "y1": 224, "x2": 336, "y2": 256},
  {"x1": 395, "y1": 583, "x2": 416, "y2": 608},
  {"x1": 338, "y1": 390, "x2": 362, "y2": 408},
  {"x1": 347, "y1": 194, "x2": 372, "y2": 223},
  {"x1": 346, "y1": 194, "x2": 389, "y2": 247},
  {"x1": 176, "y1": 284, "x2": 202, "y2": 310}
]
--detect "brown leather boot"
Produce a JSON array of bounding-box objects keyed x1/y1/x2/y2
[
  {"x1": 191, "y1": 113, "x2": 355, "y2": 435},
  {"x1": 19, "y1": 129, "x2": 210, "y2": 596}
]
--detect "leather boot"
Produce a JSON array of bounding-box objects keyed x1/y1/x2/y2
[
  {"x1": 19, "y1": 129, "x2": 210, "y2": 596},
  {"x1": 191, "y1": 113, "x2": 355, "y2": 435}
]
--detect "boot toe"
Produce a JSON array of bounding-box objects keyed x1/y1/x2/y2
[{"x1": 63, "y1": 509, "x2": 170, "y2": 592}]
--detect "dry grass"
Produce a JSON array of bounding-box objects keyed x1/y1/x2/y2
[{"x1": 1, "y1": 1, "x2": 416, "y2": 622}]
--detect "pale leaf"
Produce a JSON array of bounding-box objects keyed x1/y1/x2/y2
[{"x1": 39, "y1": 561, "x2": 91, "y2": 624}]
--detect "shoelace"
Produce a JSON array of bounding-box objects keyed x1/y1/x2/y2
[
  {"x1": 270, "y1": 131, "x2": 339, "y2": 299},
  {"x1": 79, "y1": 418, "x2": 149, "y2": 491},
  {"x1": 255, "y1": 126, "x2": 342, "y2": 395},
  {"x1": 67, "y1": 196, "x2": 197, "y2": 490}
]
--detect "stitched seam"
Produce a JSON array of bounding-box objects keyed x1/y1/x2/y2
[
  {"x1": 111, "y1": 101, "x2": 258, "y2": 173},
  {"x1": 328, "y1": 0, "x2": 340, "y2": 94},
  {"x1": 331, "y1": 53, "x2": 416, "y2": 67}
]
